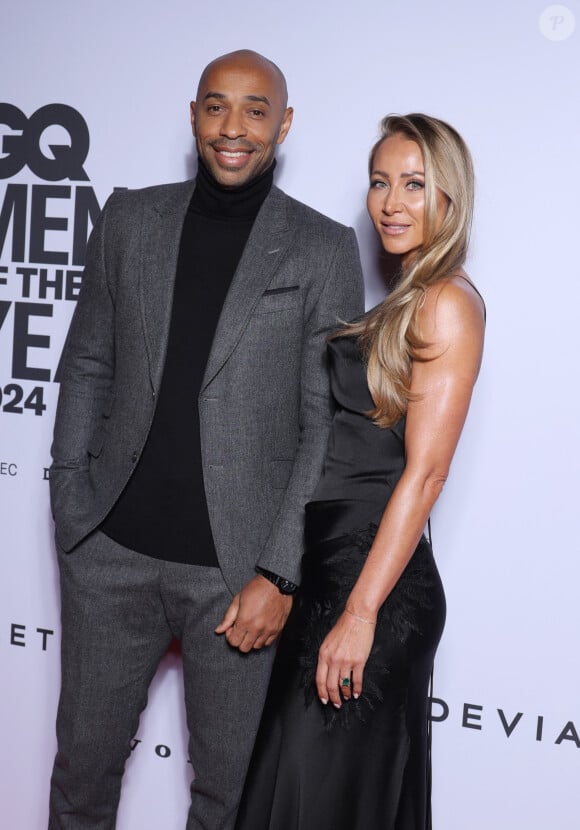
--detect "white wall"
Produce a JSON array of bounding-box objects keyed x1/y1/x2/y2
[{"x1": 1, "y1": 1, "x2": 579, "y2": 827}]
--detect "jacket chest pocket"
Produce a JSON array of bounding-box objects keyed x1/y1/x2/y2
[{"x1": 255, "y1": 286, "x2": 300, "y2": 314}]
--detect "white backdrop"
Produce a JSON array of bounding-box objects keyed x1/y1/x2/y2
[{"x1": 1, "y1": 1, "x2": 579, "y2": 828}]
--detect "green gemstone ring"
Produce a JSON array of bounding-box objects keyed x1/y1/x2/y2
[{"x1": 341, "y1": 677, "x2": 350, "y2": 688}]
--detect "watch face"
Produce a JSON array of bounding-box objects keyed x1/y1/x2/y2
[{"x1": 279, "y1": 579, "x2": 296, "y2": 594}]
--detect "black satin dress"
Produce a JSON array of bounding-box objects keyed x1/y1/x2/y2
[{"x1": 235, "y1": 336, "x2": 446, "y2": 830}]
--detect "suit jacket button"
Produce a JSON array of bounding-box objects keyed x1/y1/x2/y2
[{"x1": 131, "y1": 452, "x2": 138, "y2": 463}]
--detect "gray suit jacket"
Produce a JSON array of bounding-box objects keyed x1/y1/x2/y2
[{"x1": 50, "y1": 180, "x2": 364, "y2": 593}]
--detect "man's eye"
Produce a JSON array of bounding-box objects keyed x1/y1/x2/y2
[{"x1": 249, "y1": 109, "x2": 265, "y2": 117}]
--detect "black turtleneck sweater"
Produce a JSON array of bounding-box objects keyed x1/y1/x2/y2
[{"x1": 101, "y1": 160, "x2": 274, "y2": 564}]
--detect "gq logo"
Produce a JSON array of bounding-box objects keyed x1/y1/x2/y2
[{"x1": 0, "y1": 103, "x2": 89, "y2": 181}]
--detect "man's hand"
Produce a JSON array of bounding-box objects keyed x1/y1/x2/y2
[{"x1": 215, "y1": 575, "x2": 293, "y2": 652}]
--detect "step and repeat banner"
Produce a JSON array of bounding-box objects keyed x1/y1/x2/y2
[{"x1": 1, "y1": 1, "x2": 578, "y2": 827}]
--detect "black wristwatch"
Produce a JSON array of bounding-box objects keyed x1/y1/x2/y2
[{"x1": 256, "y1": 567, "x2": 298, "y2": 595}]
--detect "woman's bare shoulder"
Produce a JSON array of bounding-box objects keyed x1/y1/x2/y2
[{"x1": 418, "y1": 271, "x2": 485, "y2": 354}]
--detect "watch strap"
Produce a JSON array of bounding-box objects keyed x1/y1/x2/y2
[{"x1": 255, "y1": 567, "x2": 298, "y2": 595}]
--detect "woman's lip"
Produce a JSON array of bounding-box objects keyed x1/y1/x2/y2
[{"x1": 381, "y1": 223, "x2": 410, "y2": 235}]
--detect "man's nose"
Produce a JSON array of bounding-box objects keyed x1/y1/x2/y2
[{"x1": 220, "y1": 109, "x2": 246, "y2": 139}]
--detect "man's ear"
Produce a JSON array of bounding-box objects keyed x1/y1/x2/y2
[
  {"x1": 277, "y1": 107, "x2": 294, "y2": 145},
  {"x1": 190, "y1": 101, "x2": 197, "y2": 136}
]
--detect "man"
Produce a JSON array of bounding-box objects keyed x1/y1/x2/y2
[{"x1": 49, "y1": 49, "x2": 363, "y2": 829}]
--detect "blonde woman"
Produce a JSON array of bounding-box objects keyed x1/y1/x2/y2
[{"x1": 235, "y1": 114, "x2": 485, "y2": 830}]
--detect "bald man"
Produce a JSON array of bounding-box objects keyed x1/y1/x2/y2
[{"x1": 48, "y1": 50, "x2": 363, "y2": 829}]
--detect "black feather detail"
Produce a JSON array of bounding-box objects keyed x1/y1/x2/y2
[{"x1": 295, "y1": 524, "x2": 437, "y2": 730}]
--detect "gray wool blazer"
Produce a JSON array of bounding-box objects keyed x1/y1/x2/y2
[{"x1": 50, "y1": 180, "x2": 364, "y2": 594}]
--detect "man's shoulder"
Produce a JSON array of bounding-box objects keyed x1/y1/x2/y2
[
  {"x1": 270, "y1": 186, "x2": 352, "y2": 235},
  {"x1": 105, "y1": 179, "x2": 195, "y2": 214}
]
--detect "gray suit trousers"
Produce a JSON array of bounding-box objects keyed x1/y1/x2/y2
[{"x1": 49, "y1": 532, "x2": 275, "y2": 830}]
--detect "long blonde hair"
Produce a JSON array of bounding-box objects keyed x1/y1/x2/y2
[{"x1": 344, "y1": 113, "x2": 474, "y2": 427}]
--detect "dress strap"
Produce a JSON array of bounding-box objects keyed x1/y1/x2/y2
[
  {"x1": 426, "y1": 515, "x2": 434, "y2": 830},
  {"x1": 452, "y1": 273, "x2": 487, "y2": 321}
]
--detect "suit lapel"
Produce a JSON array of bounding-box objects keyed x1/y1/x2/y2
[
  {"x1": 139, "y1": 180, "x2": 195, "y2": 391},
  {"x1": 201, "y1": 186, "x2": 294, "y2": 390}
]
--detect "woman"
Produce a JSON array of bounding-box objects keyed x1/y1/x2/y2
[{"x1": 235, "y1": 114, "x2": 485, "y2": 830}]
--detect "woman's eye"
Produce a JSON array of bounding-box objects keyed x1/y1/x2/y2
[
  {"x1": 407, "y1": 180, "x2": 424, "y2": 190},
  {"x1": 370, "y1": 180, "x2": 387, "y2": 189}
]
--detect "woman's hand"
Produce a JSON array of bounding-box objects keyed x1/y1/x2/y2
[{"x1": 315, "y1": 608, "x2": 376, "y2": 707}]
